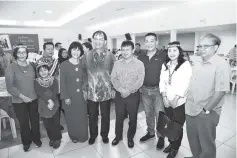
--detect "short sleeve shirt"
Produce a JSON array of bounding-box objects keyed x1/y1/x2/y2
[{"x1": 185, "y1": 55, "x2": 230, "y2": 116}]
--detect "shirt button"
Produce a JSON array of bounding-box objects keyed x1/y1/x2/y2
[
  {"x1": 75, "y1": 67, "x2": 78, "y2": 71},
  {"x1": 77, "y1": 89, "x2": 80, "y2": 92},
  {"x1": 76, "y1": 78, "x2": 79, "y2": 82}
]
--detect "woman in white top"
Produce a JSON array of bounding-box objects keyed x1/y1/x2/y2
[{"x1": 159, "y1": 41, "x2": 192, "y2": 158}]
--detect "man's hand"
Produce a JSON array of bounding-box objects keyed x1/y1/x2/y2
[
  {"x1": 111, "y1": 89, "x2": 116, "y2": 99},
  {"x1": 19, "y1": 94, "x2": 32, "y2": 103}
]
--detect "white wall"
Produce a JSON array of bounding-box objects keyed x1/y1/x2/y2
[
  {"x1": 0, "y1": 28, "x2": 77, "y2": 51},
  {"x1": 194, "y1": 30, "x2": 236, "y2": 55},
  {"x1": 136, "y1": 33, "x2": 195, "y2": 51}
]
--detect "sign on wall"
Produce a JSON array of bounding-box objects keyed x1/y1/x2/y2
[{"x1": 0, "y1": 34, "x2": 39, "y2": 52}]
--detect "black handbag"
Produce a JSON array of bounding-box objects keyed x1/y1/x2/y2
[{"x1": 157, "y1": 111, "x2": 182, "y2": 141}]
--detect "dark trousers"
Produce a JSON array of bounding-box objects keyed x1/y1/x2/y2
[
  {"x1": 88, "y1": 99, "x2": 111, "y2": 138},
  {"x1": 164, "y1": 104, "x2": 185, "y2": 150},
  {"x1": 115, "y1": 91, "x2": 140, "y2": 140},
  {"x1": 42, "y1": 110, "x2": 62, "y2": 141},
  {"x1": 186, "y1": 111, "x2": 220, "y2": 158},
  {"x1": 12, "y1": 99, "x2": 41, "y2": 145}
]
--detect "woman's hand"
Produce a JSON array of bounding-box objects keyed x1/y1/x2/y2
[
  {"x1": 169, "y1": 96, "x2": 180, "y2": 107},
  {"x1": 19, "y1": 94, "x2": 32, "y2": 103},
  {"x1": 65, "y1": 98, "x2": 71, "y2": 105},
  {"x1": 163, "y1": 97, "x2": 170, "y2": 107},
  {"x1": 47, "y1": 99, "x2": 54, "y2": 110},
  {"x1": 83, "y1": 91, "x2": 88, "y2": 101}
]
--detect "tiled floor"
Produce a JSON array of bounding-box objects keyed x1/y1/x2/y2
[{"x1": 0, "y1": 94, "x2": 236, "y2": 158}]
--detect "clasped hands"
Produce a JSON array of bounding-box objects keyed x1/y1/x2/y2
[
  {"x1": 163, "y1": 95, "x2": 180, "y2": 107},
  {"x1": 47, "y1": 99, "x2": 54, "y2": 110},
  {"x1": 119, "y1": 88, "x2": 130, "y2": 98}
]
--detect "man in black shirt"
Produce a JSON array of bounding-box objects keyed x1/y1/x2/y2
[{"x1": 138, "y1": 33, "x2": 166, "y2": 150}]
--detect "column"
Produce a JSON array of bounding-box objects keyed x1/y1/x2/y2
[{"x1": 170, "y1": 29, "x2": 177, "y2": 42}]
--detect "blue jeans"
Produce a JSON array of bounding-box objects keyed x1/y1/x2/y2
[{"x1": 141, "y1": 86, "x2": 164, "y2": 137}]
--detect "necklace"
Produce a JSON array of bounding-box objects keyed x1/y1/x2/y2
[
  {"x1": 36, "y1": 76, "x2": 54, "y2": 88},
  {"x1": 168, "y1": 64, "x2": 176, "y2": 85},
  {"x1": 17, "y1": 61, "x2": 29, "y2": 74}
]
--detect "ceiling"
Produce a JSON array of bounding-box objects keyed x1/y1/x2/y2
[
  {"x1": 0, "y1": 1, "x2": 83, "y2": 21},
  {"x1": 63, "y1": 1, "x2": 186, "y2": 29},
  {"x1": 0, "y1": 0, "x2": 187, "y2": 28}
]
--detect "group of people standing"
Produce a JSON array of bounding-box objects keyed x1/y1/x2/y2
[{"x1": 4, "y1": 30, "x2": 230, "y2": 158}]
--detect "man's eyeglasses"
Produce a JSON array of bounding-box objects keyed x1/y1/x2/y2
[{"x1": 196, "y1": 45, "x2": 215, "y2": 49}]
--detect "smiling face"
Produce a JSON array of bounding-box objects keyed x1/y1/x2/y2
[
  {"x1": 17, "y1": 47, "x2": 27, "y2": 62},
  {"x1": 71, "y1": 48, "x2": 81, "y2": 59},
  {"x1": 168, "y1": 47, "x2": 180, "y2": 61},
  {"x1": 44, "y1": 44, "x2": 54, "y2": 57},
  {"x1": 121, "y1": 46, "x2": 133, "y2": 60},
  {"x1": 92, "y1": 33, "x2": 106, "y2": 50},
  {"x1": 61, "y1": 50, "x2": 68, "y2": 58},
  {"x1": 39, "y1": 66, "x2": 49, "y2": 78},
  {"x1": 145, "y1": 35, "x2": 158, "y2": 51}
]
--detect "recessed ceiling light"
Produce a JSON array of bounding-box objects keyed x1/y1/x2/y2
[
  {"x1": 116, "y1": 8, "x2": 124, "y2": 11},
  {"x1": 45, "y1": 10, "x2": 53, "y2": 14}
]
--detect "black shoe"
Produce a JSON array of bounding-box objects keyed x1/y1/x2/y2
[
  {"x1": 156, "y1": 137, "x2": 165, "y2": 150},
  {"x1": 60, "y1": 125, "x2": 64, "y2": 131},
  {"x1": 163, "y1": 144, "x2": 172, "y2": 153},
  {"x1": 88, "y1": 137, "x2": 96, "y2": 145},
  {"x1": 102, "y1": 137, "x2": 109, "y2": 144},
  {"x1": 53, "y1": 140, "x2": 61, "y2": 149},
  {"x1": 34, "y1": 140, "x2": 42, "y2": 148},
  {"x1": 140, "y1": 132, "x2": 155, "y2": 142},
  {"x1": 112, "y1": 137, "x2": 122, "y2": 146},
  {"x1": 49, "y1": 140, "x2": 54, "y2": 147},
  {"x1": 167, "y1": 149, "x2": 178, "y2": 158},
  {"x1": 23, "y1": 144, "x2": 30, "y2": 152},
  {"x1": 128, "y1": 139, "x2": 134, "y2": 148}
]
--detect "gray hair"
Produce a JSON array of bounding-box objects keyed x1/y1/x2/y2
[{"x1": 200, "y1": 33, "x2": 221, "y2": 46}]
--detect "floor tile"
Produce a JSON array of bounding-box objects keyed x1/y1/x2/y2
[
  {"x1": 224, "y1": 135, "x2": 236, "y2": 149},
  {"x1": 52, "y1": 132, "x2": 89, "y2": 156},
  {"x1": 145, "y1": 146, "x2": 192, "y2": 158},
  {"x1": 93, "y1": 139, "x2": 143, "y2": 158},
  {"x1": 55, "y1": 145, "x2": 102, "y2": 158},
  {"x1": 217, "y1": 144, "x2": 236, "y2": 158},
  {"x1": 130, "y1": 152, "x2": 151, "y2": 158},
  {"x1": 216, "y1": 125, "x2": 236, "y2": 143},
  {"x1": 0, "y1": 148, "x2": 8, "y2": 158},
  {"x1": 8, "y1": 138, "x2": 54, "y2": 158}
]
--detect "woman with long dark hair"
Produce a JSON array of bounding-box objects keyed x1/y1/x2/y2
[
  {"x1": 5, "y1": 46, "x2": 41, "y2": 152},
  {"x1": 58, "y1": 48, "x2": 69, "y2": 64},
  {"x1": 60, "y1": 42, "x2": 88, "y2": 143},
  {"x1": 159, "y1": 41, "x2": 192, "y2": 158}
]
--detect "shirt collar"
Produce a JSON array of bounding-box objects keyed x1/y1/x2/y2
[
  {"x1": 202, "y1": 54, "x2": 219, "y2": 65},
  {"x1": 121, "y1": 56, "x2": 135, "y2": 64},
  {"x1": 145, "y1": 49, "x2": 161, "y2": 57}
]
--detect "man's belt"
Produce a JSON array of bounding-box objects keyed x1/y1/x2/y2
[{"x1": 143, "y1": 85, "x2": 159, "y2": 89}]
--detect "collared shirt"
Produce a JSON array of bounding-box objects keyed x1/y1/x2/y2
[
  {"x1": 111, "y1": 57, "x2": 145, "y2": 94},
  {"x1": 185, "y1": 55, "x2": 230, "y2": 116},
  {"x1": 159, "y1": 61, "x2": 192, "y2": 108},
  {"x1": 134, "y1": 49, "x2": 145, "y2": 58},
  {"x1": 86, "y1": 49, "x2": 115, "y2": 102},
  {"x1": 138, "y1": 49, "x2": 166, "y2": 87},
  {"x1": 53, "y1": 50, "x2": 59, "y2": 59}
]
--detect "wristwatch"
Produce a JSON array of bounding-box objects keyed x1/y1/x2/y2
[{"x1": 203, "y1": 108, "x2": 210, "y2": 114}]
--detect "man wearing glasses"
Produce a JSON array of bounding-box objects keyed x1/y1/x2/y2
[
  {"x1": 185, "y1": 34, "x2": 230, "y2": 158},
  {"x1": 86, "y1": 30, "x2": 115, "y2": 145}
]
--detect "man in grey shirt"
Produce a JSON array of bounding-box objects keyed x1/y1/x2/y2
[{"x1": 185, "y1": 34, "x2": 230, "y2": 158}]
